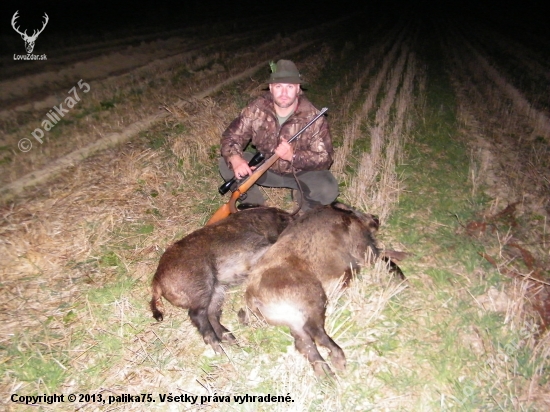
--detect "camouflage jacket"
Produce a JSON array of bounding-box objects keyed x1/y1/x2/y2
[{"x1": 221, "y1": 93, "x2": 333, "y2": 174}]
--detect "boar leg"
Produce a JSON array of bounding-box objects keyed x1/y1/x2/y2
[
  {"x1": 304, "y1": 319, "x2": 346, "y2": 371},
  {"x1": 188, "y1": 307, "x2": 223, "y2": 353},
  {"x1": 290, "y1": 326, "x2": 334, "y2": 377},
  {"x1": 207, "y1": 284, "x2": 236, "y2": 343},
  {"x1": 381, "y1": 256, "x2": 406, "y2": 280}
]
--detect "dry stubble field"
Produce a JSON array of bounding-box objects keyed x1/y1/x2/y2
[{"x1": 1, "y1": 6, "x2": 549, "y2": 411}]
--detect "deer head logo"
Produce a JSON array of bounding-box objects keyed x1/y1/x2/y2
[{"x1": 11, "y1": 11, "x2": 49, "y2": 54}]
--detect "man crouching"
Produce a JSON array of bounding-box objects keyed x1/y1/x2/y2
[{"x1": 219, "y1": 59, "x2": 338, "y2": 212}]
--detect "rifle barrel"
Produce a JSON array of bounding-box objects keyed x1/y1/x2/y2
[{"x1": 287, "y1": 107, "x2": 328, "y2": 144}]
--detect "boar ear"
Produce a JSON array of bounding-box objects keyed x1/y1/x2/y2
[{"x1": 331, "y1": 202, "x2": 354, "y2": 212}]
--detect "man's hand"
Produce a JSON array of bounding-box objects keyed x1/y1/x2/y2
[
  {"x1": 275, "y1": 140, "x2": 293, "y2": 162},
  {"x1": 229, "y1": 155, "x2": 253, "y2": 179}
]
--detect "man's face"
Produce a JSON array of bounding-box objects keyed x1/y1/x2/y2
[{"x1": 269, "y1": 83, "x2": 300, "y2": 109}]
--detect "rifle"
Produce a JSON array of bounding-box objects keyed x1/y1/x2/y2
[
  {"x1": 218, "y1": 151, "x2": 265, "y2": 196},
  {"x1": 206, "y1": 107, "x2": 328, "y2": 225}
]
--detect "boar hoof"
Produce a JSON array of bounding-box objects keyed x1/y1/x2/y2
[
  {"x1": 330, "y1": 352, "x2": 346, "y2": 371},
  {"x1": 221, "y1": 331, "x2": 236, "y2": 343},
  {"x1": 237, "y1": 308, "x2": 249, "y2": 325},
  {"x1": 205, "y1": 336, "x2": 224, "y2": 354},
  {"x1": 312, "y1": 361, "x2": 335, "y2": 378}
]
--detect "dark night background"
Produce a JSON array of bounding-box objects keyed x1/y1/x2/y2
[
  {"x1": 0, "y1": 0, "x2": 548, "y2": 79},
  {"x1": 1, "y1": 1, "x2": 548, "y2": 41}
]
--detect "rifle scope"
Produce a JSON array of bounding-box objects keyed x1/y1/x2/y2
[{"x1": 218, "y1": 152, "x2": 265, "y2": 195}]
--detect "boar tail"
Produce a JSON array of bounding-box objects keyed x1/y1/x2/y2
[{"x1": 150, "y1": 280, "x2": 165, "y2": 321}]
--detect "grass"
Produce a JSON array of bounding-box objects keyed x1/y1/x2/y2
[{"x1": 375, "y1": 27, "x2": 548, "y2": 409}]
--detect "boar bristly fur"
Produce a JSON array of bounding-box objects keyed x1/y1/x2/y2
[
  {"x1": 244, "y1": 202, "x2": 383, "y2": 377},
  {"x1": 150, "y1": 207, "x2": 292, "y2": 353}
]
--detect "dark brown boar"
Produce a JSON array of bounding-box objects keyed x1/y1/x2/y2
[
  {"x1": 243, "y1": 202, "x2": 400, "y2": 377},
  {"x1": 150, "y1": 207, "x2": 292, "y2": 353}
]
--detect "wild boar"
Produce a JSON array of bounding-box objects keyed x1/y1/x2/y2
[
  {"x1": 242, "y1": 202, "x2": 402, "y2": 377},
  {"x1": 150, "y1": 207, "x2": 292, "y2": 353}
]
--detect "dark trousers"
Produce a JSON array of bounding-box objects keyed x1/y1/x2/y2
[{"x1": 218, "y1": 153, "x2": 339, "y2": 211}]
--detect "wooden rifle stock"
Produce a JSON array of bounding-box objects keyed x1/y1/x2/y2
[{"x1": 206, "y1": 107, "x2": 328, "y2": 225}]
